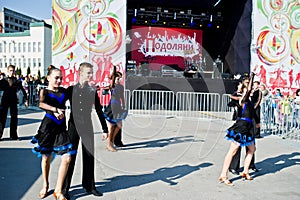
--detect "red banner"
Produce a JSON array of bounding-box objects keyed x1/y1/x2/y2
[{"x1": 131, "y1": 26, "x2": 202, "y2": 71}]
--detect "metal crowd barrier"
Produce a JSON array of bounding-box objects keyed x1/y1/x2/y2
[
  {"x1": 175, "y1": 92, "x2": 220, "y2": 119},
  {"x1": 261, "y1": 97, "x2": 300, "y2": 141},
  {"x1": 221, "y1": 94, "x2": 232, "y2": 112},
  {"x1": 21, "y1": 84, "x2": 299, "y2": 141},
  {"x1": 130, "y1": 90, "x2": 176, "y2": 116}
]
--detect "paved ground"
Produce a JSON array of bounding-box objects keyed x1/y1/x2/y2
[{"x1": 0, "y1": 108, "x2": 300, "y2": 200}]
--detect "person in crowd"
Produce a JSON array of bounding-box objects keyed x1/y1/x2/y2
[
  {"x1": 31, "y1": 66, "x2": 73, "y2": 200},
  {"x1": 62, "y1": 62, "x2": 108, "y2": 199},
  {"x1": 0, "y1": 72, "x2": 5, "y2": 80},
  {"x1": 251, "y1": 81, "x2": 262, "y2": 138},
  {"x1": 260, "y1": 83, "x2": 271, "y2": 124},
  {"x1": 272, "y1": 88, "x2": 283, "y2": 127},
  {"x1": 227, "y1": 82, "x2": 243, "y2": 121},
  {"x1": 103, "y1": 66, "x2": 127, "y2": 152},
  {"x1": 219, "y1": 72, "x2": 258, "y2": 186},
  {"x1": 279, "y1": 94, "x2": 292, "y2": 129},
  {"x1": 292, "y1": 89, "x2": 300, "y2": 129},
  {"x1": 0, "y1": 65, "x2": 28, "y2": 140}
]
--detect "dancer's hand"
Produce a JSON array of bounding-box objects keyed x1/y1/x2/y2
[
  {"x1": 24, "y1": 101, "x2": 29, "y2": 108},
  {"x1": 102, "y1": 132, "x2": 108, "y2": 140},
  {"x1": 256, "y1": 123, "x2": 260, "y2": 128},
  {"x1": 54, "y1": 108, "x2": 65, "y2": 120}
]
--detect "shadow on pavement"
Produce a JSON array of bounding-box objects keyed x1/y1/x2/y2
[
  {"x1": 253, "y1": 152, "x2": 300, "y2": 178},
  {"x1": 230, "y1": 152, "x2": 300, "y2": 182},
  {"x1": 69, "y1": 162, "x2": 213, "y2": 199},
  {"x1": 0, "y1": 148, "x2": 42, "y2": 199},
  {"x1": 122, "y1": 135, "x2": 203, "y2": 150}
]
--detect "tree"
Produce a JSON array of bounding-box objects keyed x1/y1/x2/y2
[
  {"x1": 27, "y1": 66, "x2": 31, "y2": 76},
  {"x1": 38, "y1": 69, "x2": 41, "y2": 79},
  {"x1": 15, "y1": 67, "x2": 21, "y2": 76}
]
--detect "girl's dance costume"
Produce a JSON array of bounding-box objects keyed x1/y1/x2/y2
[
  {"x1": 104, "y1": 84, "x2": 127, "y2": 124},
  {"x1": 31, "y1": 88, "x2": 75, "y2": 156},
  {"x1": 225, "y1": 98, "x2": 255, "y2": 147}
]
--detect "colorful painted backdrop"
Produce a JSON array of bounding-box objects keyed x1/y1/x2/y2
[
  {"x1": 251, "y1": 0, "x2": 300, "y2": 95},
  {"x1": 52, "y1": 0, "x2": 126, "y2": 97}
]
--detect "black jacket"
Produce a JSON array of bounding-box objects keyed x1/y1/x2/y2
[
  {"x1": 67, "y1": 83, "x2": 108, "y2": 133},
  {"x1": 0, "y1": 77, "x2": 27, "y2": 106}
]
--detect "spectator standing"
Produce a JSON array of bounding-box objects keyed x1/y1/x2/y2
[
  {"x1": 292, "y1": 89, "x2": 300, "y2": 129},
  {"x1": 0, "y1": 65, "x2": 28, "y2": 140},
  {"x1": 260, "y1": 84, "x2": 271, "y2": 125}
]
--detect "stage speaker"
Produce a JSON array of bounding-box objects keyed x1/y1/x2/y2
[
  {"x1": 221, "y1": 73, "x2": 231, "y2": 79},
  {"x1": 140, "y1": 62, "x2": 150, "y2": 76}
]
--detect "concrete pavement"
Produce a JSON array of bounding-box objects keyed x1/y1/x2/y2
[{"x1": 0, "y1": 108, "x2": 300, "y2": 200}]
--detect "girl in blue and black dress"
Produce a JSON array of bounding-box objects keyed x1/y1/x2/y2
[
  {"x1": 219, "y1": 72, "x2": 257, "y2": 186},
  {"x1": 103, "y1": 70, "x2": 127, "y2": 152},
  {"x1": 31, "y1": 66, "x2": 74, "y2": 200}
]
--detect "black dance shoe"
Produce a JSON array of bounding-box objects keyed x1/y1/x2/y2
[
  {"x1": 86, "y1": 189, "x2": 103, "y2": 197},
  {"x1": 250, "y1": 167, "x2": 259, "y2": 172},
  {"x1": 63, "y1": 193, "x2": 70, "y2": 200},
  {"x1": 115, "y1": 142, "x2": 126, "y2": 147},
  {"x1": 10, "y1": 137, "x2": 21, "y2": 141},
  {"x1": 229, "y1": 169, "x2": 240, "y2": 175}
]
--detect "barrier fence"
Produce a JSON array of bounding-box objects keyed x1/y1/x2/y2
[{"x1": 21, "y1": 85, "x2": 299, "y2": 141}]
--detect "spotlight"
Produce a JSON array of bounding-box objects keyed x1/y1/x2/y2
[
  {"x1": 132, "y1": 17, "x2": 137, "y2": 23},
  {"x1": 207, "y1": 23, "x2": 212, "y2": 28},
  {"x1": 151, "y1": 19, "x2": 156, "y2": 24},
  {"x1": 163, "y1": 21, "x2": 166, "y2": 25},
  {"x1": 134, "y1": 9, "x2": 137, "y2": 17}
]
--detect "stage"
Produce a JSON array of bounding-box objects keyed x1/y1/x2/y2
[{"x1": 125, "y1": 76, "x2": 239, "y2": 95}]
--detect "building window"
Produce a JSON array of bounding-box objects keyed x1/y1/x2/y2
[
  {"x1": 23, "y1": 58, "x2": 26, "y2": 68},
  {"x1": 38, "y1": 42, "x2": 41, "y2": 52},
  {"x1": 13, "y1": 43, "x2": 16, "y2": 53},
  {"x1": 33, "y1": 42, "x2": 36, "y2": 52},
  {"x1": 19, "y1": 58, "x2": 21, "y2": 68},
  {"x1": 33, "y1": 58, "x2": 36, "y2": 68},
  {"x1": 23, "y1": 42, "x2": 26, "y2": 52},
  {"x1": 9, "y1": 43, "x2": 11, "y2": 53},
  {"x1": 28, "y1": 42, "x2": 31, "y2": 52},
  {"x1": 0, "y1": 58, "x2": 2, "y2": 68},
  {"x1": 18, "y1": 43, "x2": 21, "y2": 52},
  {"x1": 9, "y1": 58, "x2": 12, "y2": 65},
  {"x1": 0, "y1": 43, "x2": 2, "y2": 53},
  {"x1": 38, "y1": 58, "x2": 41, "y2": 67},
  {"x1": 28, "y1": 58, "x2": 31, "y2": 67}
]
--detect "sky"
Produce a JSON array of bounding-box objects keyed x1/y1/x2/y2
[{"x1": 0, "y1": 0, "x2": 52, "y2": 20}]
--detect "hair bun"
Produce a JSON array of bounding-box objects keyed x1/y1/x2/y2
[{"x1": 47, "y1": 65, "x2": 56, "y2": 72}]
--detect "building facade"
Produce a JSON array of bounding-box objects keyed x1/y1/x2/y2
[
  {"x1": 0, "y1": 21, "x2": 52, "y2": 76},
  {"x1": 0, "y1": 7, "x2": 40, "y2": 33}
]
